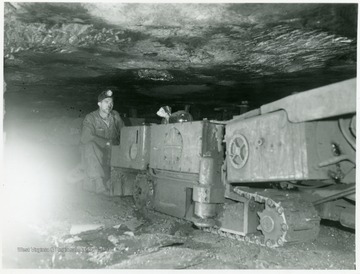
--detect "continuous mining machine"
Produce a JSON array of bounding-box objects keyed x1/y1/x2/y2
[{"x1": 110, "y1": 78, "x2": 356, "y2": 248}]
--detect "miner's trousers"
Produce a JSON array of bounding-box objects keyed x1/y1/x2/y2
[{"x1": 81, "y1": 142, "x2": 111, "y2": 193}]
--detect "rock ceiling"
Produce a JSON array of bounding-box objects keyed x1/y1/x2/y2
[{"x1": 4, "y1": 3, "x2": 357, "y2": 118}]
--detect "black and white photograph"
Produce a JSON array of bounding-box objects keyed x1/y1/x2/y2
[{"x1": 2, "y1": 1, "x2": 357, "y2": 270}]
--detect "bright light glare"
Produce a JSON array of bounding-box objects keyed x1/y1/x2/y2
[{"x1": 4, "y1": 140, "x2": 59, "y2": 225}]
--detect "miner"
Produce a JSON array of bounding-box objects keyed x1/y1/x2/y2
[{"x1": 80, "y1": 90, "x2": 124, "y2": 194}]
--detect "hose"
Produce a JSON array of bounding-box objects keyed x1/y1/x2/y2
[
  {"x1": 285, "y1": 181, "x2": 333, "y2": 189},
  {"x1": 313, "y1": 185, "x2": 355, "y2": 206},
  {"x1": 318, "y1": 155, "x2": 355, "y2": 167},
  {"x1": 339, "y1": 118, "x2": 356, "y2": 150},
  {"x1": 350, "y1": 115, "x2": 356, "y2": 137}
]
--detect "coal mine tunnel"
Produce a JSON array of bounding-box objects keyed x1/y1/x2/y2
[{"x1": 2, "y1": 2, "x2": 357, "y2": 269}]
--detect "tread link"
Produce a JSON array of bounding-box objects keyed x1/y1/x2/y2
[
  {"x1": 133, "y1": 173, "x2": 320, "y2": 248},
  {"x1": 202, "y1": 187, "x2": 320, "y2": 248}
]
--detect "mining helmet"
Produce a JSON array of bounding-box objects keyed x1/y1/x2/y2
[{"x1": 98, "y1": 90, "x2": 113, "y2": 102}]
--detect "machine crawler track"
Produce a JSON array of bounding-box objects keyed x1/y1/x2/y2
[{"x1": 202, "y1": 187, "x2": 321, "y2": 248}]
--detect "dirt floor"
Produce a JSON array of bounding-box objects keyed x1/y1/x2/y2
[{"x1": 2, "y1": 117, "x2": 357, "y2": 270}]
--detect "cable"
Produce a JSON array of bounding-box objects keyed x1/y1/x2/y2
[
  {"x1": 318, "y1": 155, "x2": 355, "y2": 167},
  {"x1": 312, "y1": 185, "x2": 355, "y2": 206},
  {"x1": 339, "y1": 118, "x2": 356, "y2": 150}
]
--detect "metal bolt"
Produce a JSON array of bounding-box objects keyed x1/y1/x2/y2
[
  {"x1": 266, "y1": 239, "x2": 273, "y2": 248},
  {"x1": 267, "y1": 199, "x2": 274, "y2": 207},
  {"x1": 331, "y1": 143, "x2": 341, "y2": 156},
  {"x1": 281, "y1": 223, "x2": 288, "y2": 232},
  {"x1": 277, "y1": 207, "x2": 284, "y2": 214},
  {"x1": 277, "y1": 238, "x2": 284, "y2": 246}
]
